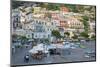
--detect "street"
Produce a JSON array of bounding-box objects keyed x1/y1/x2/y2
[{"x1": 11, "y1": 40, "x2": 96, "y2": 66}]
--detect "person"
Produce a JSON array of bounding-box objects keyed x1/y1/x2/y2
[
  {"x1": 24, "y1": 55, "x2": 29, "y2": 62},
  {"x1": 12, "y1": 46, "x2": 15, "y2": 55}
]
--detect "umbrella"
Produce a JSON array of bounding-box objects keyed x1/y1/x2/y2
[
  {"x1": 29, "y1": 49, "x2": 38, "y2": 54},
  {"x1": 29, "y1": 43, "x2": 48, "y2": 54}
]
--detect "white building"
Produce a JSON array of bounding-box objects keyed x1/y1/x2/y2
[
  {"x1": 66, "y1": 17, "x2": 84, "y2": 33},
  {"x1": 20, "y1": 11, "x2": 27, "y2": 24},
  {"x1": 20, "y1": 18, "x2": 51, "y2": 39},
  {"x1": 13, "y1": 29, "x2": 33, "y2": 39},
  {"x1": 22, "y1": 22, "x2": 34, "y2": 30},
  {"x1": 33, "y1": 7, "x2": 41, "y2": 14},
  {"x1": 26, "y1": 13, "x2": 33, "y2": 23},
  {"x1": 33, "y1": 32, "x2": 51, "y2": 39},
  {"x1": 12, "y1": 9, "x2": 22, "y2": 30}
]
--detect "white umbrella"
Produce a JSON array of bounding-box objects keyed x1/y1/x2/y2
[
  {"x1": 29, "y1": 43, "x2": 49, "y2": 54},
  {"x1": 29, "y1": 49, "x2": 38, "y2": 54}
]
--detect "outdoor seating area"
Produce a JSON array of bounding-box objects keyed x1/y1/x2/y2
[
  {"x1": 31, "y1": 51, "x2": 45, "y2": 60},
  {"x1": 28, "y1": 43, "x2": 76, "y2": 59}
]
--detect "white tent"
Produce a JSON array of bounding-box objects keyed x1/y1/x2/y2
[
  {"x1": 29, "y1": 49, "x2": 38, "y2": 54},
  {"x1": 29, "y1": 43, "x2": 48, "y2": 54}
]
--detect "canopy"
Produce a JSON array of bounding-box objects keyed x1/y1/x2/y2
[{"x1": 29, "y1": 43, "x2": 48, "y2": 54}]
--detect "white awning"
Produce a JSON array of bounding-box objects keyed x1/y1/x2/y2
[{"x1": 29, "y1": 43, "x2": 48, "y2": 54}]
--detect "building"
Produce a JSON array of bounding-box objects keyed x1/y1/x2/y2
[
  {"x1": 33, "y1": 32, "x2": 51, "y2": 39},
  {"x1": 24, "y1": 7, "x2": 32, "y2": 13},
  {"x1": 67, "y1": 17, "x2": 84, "y2": 32},
  {"x1": 22, "y1": 22, "x2": 34, "y2": 30},
  {"x1": 33, "y1": 7, "x2": 41, "y2": 14},
  {"x1": 12, "y1": 5, "x2": 87, "y2": 43},
  {"x1": 31, "y1": 18, "x2": 52, "y2": 39},
  {"x1": 26, "y1": 13, "x2": 33, "y2": 23},
  {"x1": 13, "y1": 29, "x2": 33, "y2": 39},
  {"x1": 60, "y1": 5, "x2": 69, "y2": 14},
  {"x1": 12, "y1": 9, "x2": 22, "y2": 30},
  {"x1": 60, "y1": 5, "x2": 69, "y2": 13}
]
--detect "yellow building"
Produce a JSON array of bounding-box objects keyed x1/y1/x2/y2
[{"x1": 33, "y1": 7, "x2": 41, "y2": 14}]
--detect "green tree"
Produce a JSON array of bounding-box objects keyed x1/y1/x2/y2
[
  {"x1": 82, "y1": 16, "x2": 89, "y2": 21},
  {"x1": 39, "y1": 3, "x2": 48, "y2": 8},
  {"x1": 12, "y1": 34, "x2": 18, "y2": 39},
  {"x1": 64, "y1": 4, "x2": 79, "y2": 13},
  {"x1": 44, "y1": 39, "x2": 50, "y2": 45},
  {"x1": 81, "y1": 16, "x2": 89, "y2": 33},
  {"x1": 91, "y1": 35, "x2": 96, "y2": 40},
  {"x1": 51, "y1": 30, "x2": 61, "y2": 38},
  {"x1": 80, "y1": 32, "x2": 89, "y2": 38},
  {"x1": 12, "y1": 1, "x2": 25, "y2": 9},
  {"x1": 64, "y1": 32, "x2": 70, "y2": 36},
  {"x1": 72, "y1": 34, "x2": 78, "y2": 39},
  {"x1": 19, "y1": 36, "x2": 28, "y2": 44},
  {"x1": 47, "y1": 4, "x2": 60, "y2": 10}
]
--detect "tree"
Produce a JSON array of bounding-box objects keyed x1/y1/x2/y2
[
  {"x1": 12, "y1": 1, "x2": 25, "y2": 9},
  {"x1": 44, "y1": 39, "x2": 50, "y2": 45},
  {"x1": 64, "y1": 32, "x2": 70, "y2": 36},
  {"x1": 47, "y1": 4, "x2": 60, "y2": 10},
  {"x1": 72, "y1": 34, "x2": 78, "y2": 39},
  {"x1": 82, "y1": 16, "x2": 89, "y2": 21},
  {"x1": 51, "y1": 30, "x2": 61, "y2": 38},
  {"x1": 81, "y1": 16, "x2": 89, "y2": 33},
  {"x1": 64, "y1": 4, "x2": 80, "y2": 13},
  {"x1": 39, "y1": 3, "x2": 48, "y2": 8},
  {"x1": 12, "y1": 34, "x2": 19, "y2": 42},
  {"x1": 91, "y1": 35, "x2": 96, "y2": 40},
  {"x1": 80, "y1": 32, "x2": 89, "y2": 38},
  {"x1": 12, "y1": 34, "x2": 18, "y2": 39},
  {"x1": 19, "y1": 36, "x2": 28, "y2": 44}
]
